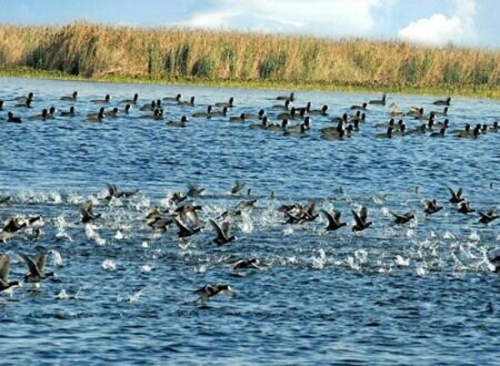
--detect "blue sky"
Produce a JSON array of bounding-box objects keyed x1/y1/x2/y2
[{"x1": 1, "y1": 0, "x2": 498, "y2": 49}]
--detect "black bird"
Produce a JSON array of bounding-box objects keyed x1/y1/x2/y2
[
  {"x1": 194, "y1": 283, "x2": 233, "y2": 302},
  {"x1": 80, "y1": 200, "x2": 101, "y2": 223},
  {"x1": 20, "y1": 251, "x2": 54, "y2": 285},
  {"x1": 352, "y1": 206, "x2": 372, "y2": 231},
  {"x1": 447, "y1": 187, "x2": 464, "y2": 204},
  {"x1": 421, "y1": 199, "x2": 443, "y2": 216},
  {"x1": 173, "y1": 217, "x2": 201, "y2": 238},
  {"x1": 320, "y1": 209, "x2": 347, "y2": 231},
  {"x1": 104, "y1": 183, "x2": 140, "y2": 201},
  {"x1": 186, "y1": 183, "x2": 205, "y2": 198},
  {"x1": 478, "y1": 207, "x2": 499, "y2": 224},
  {"x1": 174, "y1": 204, "x2": 204, "y2": 228},
  {"x1": 433, "y1": 97, "x2": 451, "y2": 106},
  {"x1": 0, "y1": 254, "x2": 21, "y2": 292},
  {"x1": 230, "y1": 180, "x2": 245, "y2": 195},
  {"x1": 209, "y1": 218, "x2": 236, "y2": 245},
  {"x1": 457, "y1": 201, "x2": 475, "y2": 215},
  {"x1": 230, "y1": 258, "x2": 262, "y2": 270},
  {"x1": 389, "y1": 210, "x2": 415, "y2": 225}
]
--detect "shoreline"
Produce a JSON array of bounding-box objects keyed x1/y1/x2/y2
[{"x1": 2, "y1": 66, "x2": 500, "y2": 100}]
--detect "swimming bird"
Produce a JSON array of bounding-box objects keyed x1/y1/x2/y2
[
  {"x1": 7, "y1": 111, "x2": 22, "y2": 123},
  {"x1": 60, "y1": 106, "x2": 76, "y2": 117},
  {"x1": 20, "y1": 251, "x2": 54, "y2": 285},
  {"x1": 90, "y1": 94, "x2": 110, "y2": 104},
  {"x1": 350, "y1": 102, "x2": 367, "y2": 111},
  {"x1": 447, "y1": 187, "x2": 464, "y2": 204},
  {"x1": 0, "y1": 100, "x2": 3, "y2": 110},
  {"x1": 375, "y1": 127, "x2": 393, "y2": 139},
  {"x1": 60, "y1": 91, "x2": 78, "y2": 101},
  {"x1": 163, "y1": 93, "x2": 182, "y2": 102},
  {"x1": 229, "y1": 113, "x2": 247, "y2": 122},
  {"x1": 107, "y1": 107, "x2": 120, "y2": 118},
  {"x1": 15, "y1": 97, "x2": 32, "y2": 108},
  {"x1": 121, "y1": 93, "x2": 139, "y2": 104},
  {"x1": 267, "y1": 119, "x2": 289, "y2": 132},
  {"x1": 86, "y1": 107, "x2": 105, "y2": 122},
  {"x1": 167, "y1": 115, "x2": 188, "y2": 128},
  {"x1": 389, "y1": 210, "x2": 415, "y2": 225},
  {"x1": 431, "y1": 106, "x2": 448, "y2": 116},
  {"x1": 140, "y1": 100, "x2": 159, "y2": 111},
  {"x1": 478, "y1": 207, "x2": 499, "y2": 224},
  {"x1": 209, "y1": 106, "x2": 228, "y2": 117},
  {"x1": 249, "y1": 116, "x2": 269, "y2": 130},
  {"x1": 209, "y1": 218, "x2": 236, "y2": 245},
  {"x1": 433, "y1": 97, "x2": 451, "y2": 106},
  {"x1": 192, "y1": 105, "x2": 213, "y2": 118},
  {"x1": 276, "y1": 92, "x2": 294, "y2": 101},
  {"x1": 15, "y1": 92, "x2": 34, "y2": 103},
  {"x1": 457, "y1": 124, "x2": 481, "y2": 139},
  {"x1": 0, "y1": 254, "x2": 21, "y2": 292},
  {"x1": 283, "y1": 123, "x2": 307, "y2": 137},
  {"x1": 369, "y1": 93, "x2": 386, "y2": 106},
  {"x1": 488, "y1": 255, "x2": 500, "y2": 273},
  {"x1": 194, "y1": 283, "x2": 233, "y2": 302},
  {"x1": 308, "y1": 105, "x2": 329, "y2": 116},
  {"x1": 278, "y1": 107, "x2": 300, "y2": 121},
  {"x1": 29, "y1": 108, "x2": 49, "y2": 121},
  {"x1": 272, "y1": 99, "x2": 292, "y2": 110},
  {"x1": 215, "y1": 97, "x2": 234, "y2": 108},
  {"x1": 429, "y1": 127, "x2": 446, "y2": 138},
  {"x1": 421, "y1": 199, "x2": 443, "y2": 216},
  {"x1": 80, "y1": 200, "x2": 101, "y2": 223},
  {"x1": 178, "y1": 96, "x2": 195, "y2": 106},
  {"x1": 351, "y1": 206, "x2": 372, "y2": 231},
  {"x1": 320, "y1": 209, "x2": 346, "y2": 231}
]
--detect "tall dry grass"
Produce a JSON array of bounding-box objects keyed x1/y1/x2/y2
[{"x1": 1, "y1": 22, "x2": 500, "y2": 90}]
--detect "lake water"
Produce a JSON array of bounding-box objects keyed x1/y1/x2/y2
[{"x1": 1, "y1": 77, "x2": 500, "y2": 365}]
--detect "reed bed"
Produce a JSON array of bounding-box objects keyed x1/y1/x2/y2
[{"x1": 1, "y1": 22, "x2": 500, "y2": 97}]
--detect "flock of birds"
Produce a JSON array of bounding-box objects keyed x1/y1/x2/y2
[
  {"x1": 1, "y1": 177, "x2": 500, "y2": 303},
  {"x1": 1, "y1": 90, "x2": 498, "y2": 141},
  {"x1": 1, "y1": 87, "x2": 500, "y2": 303}
]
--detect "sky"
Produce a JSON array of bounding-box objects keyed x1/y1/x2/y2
[{"x1": 1, "y1": 0, "x2": 499, "y2": 49}]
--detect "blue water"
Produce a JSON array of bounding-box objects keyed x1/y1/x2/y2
[{"x1": 1, "y1": 77, "x2": 500, "y2": 365}]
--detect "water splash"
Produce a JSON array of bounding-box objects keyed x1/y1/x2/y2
[{"x1": 102, "y1": 259, "x2": 116, "y2": 271}]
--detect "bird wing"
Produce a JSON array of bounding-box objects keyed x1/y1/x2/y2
[
  {"x1": 352, "y1": 209, "x2": 363, "y2": 227},
  {"x1": 0, "y1": 254, "x2": 10, "y2": 282},
  {"x1": 35, "y1": 252, "x2": 47, "y2": 272},
  {"x1": 221, "y1": 221, "x2": 231, "y2": 238},
  {"x1": 359, "y1": 206, "x2": 369, "y2": 222},
  {"x1": 320, "y1": 209, "x2": 335, "y2": 226},
  {"x1": 173, "y1": 217, "x2": 191, "y2": 235},
  {"x1": 389, "y1": 210, "x2": 404, "y2": 220},
  {"x1": 209, "y1": 218, "x2": 226, "y2": 240},
  {"x1": 20, "y1": 254, "x2": 42, "y2": 277}
]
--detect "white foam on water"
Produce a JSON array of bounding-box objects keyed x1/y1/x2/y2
[{"x1": 102, "y1": 259, "x2": 116, "y2": 271}]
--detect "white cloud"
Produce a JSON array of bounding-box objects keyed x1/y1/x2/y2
[
  {"x1": 398, "y1": 0, "x2": 477, "y2": 46},
  {"x1": 175, "y1": 0, "x2": 385, "y2": 38}
]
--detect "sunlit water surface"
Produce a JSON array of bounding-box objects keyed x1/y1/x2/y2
[{"x1": 1, "y1": 77, "x2": 500, "y2": 365}]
